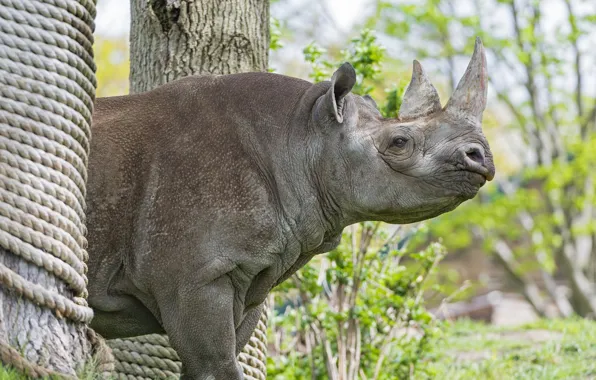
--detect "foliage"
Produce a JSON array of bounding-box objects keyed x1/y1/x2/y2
[
  {"x1": 371, "y1": 0, "x2": 596, "y2": 318},
  {"x1": 303, "y1": 29, "x2": 385, "y2": 97},
  {"x1": 301, "y1": 28, "x2": 405, "y2": 119},
  {"x1": 0, "y1": 366, "x2": 26, "y2": 380},
  {"x1": 94, "y1": 37, "x2": 129, "y2": 97},
  {"x1": 268, "y1": 223, "x2": 447, "y2": 380},
  {"x1": 270, "y1": 18, "x2": 284, "y2": 52}
]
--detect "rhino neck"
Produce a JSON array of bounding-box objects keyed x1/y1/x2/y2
[
  {"x1": 215, "y1": 74, "x2": 348, "y2": 255},
  {"x1": 266, "y1": 82, "x2": 349, "y2": 255}
]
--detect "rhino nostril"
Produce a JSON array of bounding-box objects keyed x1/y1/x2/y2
[{"x1": 465, "y1": 146, "x2": 485, "y2": 165}]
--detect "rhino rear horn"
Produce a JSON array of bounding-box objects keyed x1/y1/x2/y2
[
  {"x1": 444, "y1": 37, "x2": 488, "y2": 121},
  {"x1": 398, "y1": 60, "x2": 442, "y2": 120}
]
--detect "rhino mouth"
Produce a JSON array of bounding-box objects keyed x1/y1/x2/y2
[
  {"x1": 444, "y1": 160, "x2": 491, "y2": 188},
  {"x1": 464, "y1": 168, "x2": 489, "y2": 185},
  {"x1": 463, "y1": 157, "x2": 495, "y2": 182},
  {"x1": 452, "y1": 169, "x2": 488, "y2": 199}
]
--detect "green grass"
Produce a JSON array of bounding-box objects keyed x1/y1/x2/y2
[
  {"x1": 423, "y1": 318, "x2": 596, "y2": 380},
  {"x1": 0, "y1": 358, "x2": 101, "y2": 380},
  {"x1": 0, "y1": 366, "x2": 25, "y2": 380},
  {"x1": 2, "y1": 318, "x2": 595, "y2": 379}
]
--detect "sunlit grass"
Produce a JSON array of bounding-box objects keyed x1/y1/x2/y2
[
  {"x1": 0, "y1": 358, "x2": 105, "y2": 380},
  {"x1": 424, "y1": 317, "x2": 596, "y2": 380}
]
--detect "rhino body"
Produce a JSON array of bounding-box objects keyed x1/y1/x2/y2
[{"x1": 87, "y1": 40, "x2": 495, "y2": 379}]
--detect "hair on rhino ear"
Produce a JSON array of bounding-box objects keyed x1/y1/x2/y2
[{"x1": 325, "y1": 62, "x2": 356, "y2": 123}]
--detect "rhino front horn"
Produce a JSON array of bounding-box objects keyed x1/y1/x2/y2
[
  {"x1": 444, "y1": 37, "x2": 488, "y2": 121},
  {"x1": 399, "y1": 60, "x2": 442, "y2": 120}
]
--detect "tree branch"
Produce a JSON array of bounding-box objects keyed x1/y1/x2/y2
[
  {"x1": 492, "y1": 239, "x2": 549, "y2": 317},
  {"x1": 509, "y1": 0, "x2": 552, "y2": 163},
  {"x1": 563, "y1": 0, "x2": 583, "y2": 119},
  {"x1": 498, "y1": 180, "x2": 575, "y2": 317},
  {"x1": 541, "y1": 179, "x2": 596, "y2": 317},
  {"x1": 313, "y1": 324, "x2": 338, "y2": 380},
  {"x1": 580, "y1": 103, "x2": 596, "y2": 136},
  {"x1": 490, "y1": 80, "x2": 545, "y2": 156},
  {"x1": 558, "y1": 239, "x2": 596, "y2": 316}
]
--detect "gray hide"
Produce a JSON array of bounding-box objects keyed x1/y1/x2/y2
[{"x1": 87, "y1": 38, "x2": 495, "y2": 379}]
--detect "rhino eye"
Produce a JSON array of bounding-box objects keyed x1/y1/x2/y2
[{"x1": 392, "y1": 137, "x2": 408, "y2": 148}]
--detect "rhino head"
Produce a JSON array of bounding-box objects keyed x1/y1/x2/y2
[{"x1": 313, "y1": 37, "x2": 495, "y2": 224}]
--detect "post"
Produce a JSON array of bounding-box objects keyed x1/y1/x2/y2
[{"x1": 0, "y1": 0, "x2": 100, "y2": 377}]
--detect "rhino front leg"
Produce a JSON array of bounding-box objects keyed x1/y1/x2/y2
[
  {"x1": 235, "y1": 302, "x2": 264, "y2": 355},
  {"x1": 159, "y1": 275, "x2": 243, "y2": 380}
]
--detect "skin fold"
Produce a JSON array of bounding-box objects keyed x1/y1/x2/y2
[{"x1": 86, "y1": 39, "x2": 495, "y2": 379}]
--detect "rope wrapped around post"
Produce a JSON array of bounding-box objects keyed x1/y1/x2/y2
[
  {"x1": 107, "y1": 301, "x2": 269, "y2": 379},
  {"x1": 0, "y1": 0, "x2": 114, "y2": 377}
]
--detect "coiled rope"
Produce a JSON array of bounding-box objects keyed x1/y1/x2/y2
[
  {"x1": 107, "y1": 303, "x2": 269, "y2": 379},
  {"x1": 0, "y1": 0, "x2": 102, "y2": 377}
]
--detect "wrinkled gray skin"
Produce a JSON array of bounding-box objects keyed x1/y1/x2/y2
[{"x1": 87, "y1": 38, "x2": 495, "y2": 379}]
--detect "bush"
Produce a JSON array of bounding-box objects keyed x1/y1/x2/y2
[{"x1": 267, "y1": 222, "x2": 446, "y2": 379}]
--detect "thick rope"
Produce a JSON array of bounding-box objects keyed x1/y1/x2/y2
[
  {"x1": 107, "y1": 302, "x2": 270, "y2": 379},
  {"x1": 0, "y1": 0, "x2": 108, "y2": 376}
]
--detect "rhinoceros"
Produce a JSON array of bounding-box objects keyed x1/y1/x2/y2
[{"x1": 87, "y1": 38, "x2": 495, "y2": 379}]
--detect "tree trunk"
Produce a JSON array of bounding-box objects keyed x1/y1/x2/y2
[
  {"x1": 130, "y1": 0, "x2": 269, "y2": 93},
  {"x1": 0, "y1": 251, "x2": 91, "y2": 375},
  {"x1": 0, "y1": 0, "x2": 97, "y2": 377}
]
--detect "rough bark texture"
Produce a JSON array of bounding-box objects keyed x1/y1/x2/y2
[
  {"x1": 130, "y1": 0, "x2": 269, "y2": 93},
  {"x1": 0, "y1": 251, "x2": 90, "y2": 375}
]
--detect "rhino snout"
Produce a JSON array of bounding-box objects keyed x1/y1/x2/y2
[{"x1": 459, "y1": 143, "x2": 495, "y2": 181}]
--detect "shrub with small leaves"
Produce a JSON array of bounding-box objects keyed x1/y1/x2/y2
[{"x1": 267, "y1": 223, "x2": 446, "y2": 379}]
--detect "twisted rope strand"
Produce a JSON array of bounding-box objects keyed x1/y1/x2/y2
[{"x1": 0, "y1": 0, "x2": 100, "y2": 376}]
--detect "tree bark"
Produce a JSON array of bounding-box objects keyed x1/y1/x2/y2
[
  {"x1": 0, "y1": 251, "x2": 90, "y2": 375},
  {"x1": 130, "y1": 0, "x2": 269, "y2": 93}
]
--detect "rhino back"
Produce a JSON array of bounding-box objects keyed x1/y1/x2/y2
[{"x1": 86, "y1": 73, "x2": 317, "y2": 314}]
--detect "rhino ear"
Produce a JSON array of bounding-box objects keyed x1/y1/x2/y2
[
  {"x1": 325, "y1": 62, "x2": 356, "y2": 123},
  {"x1": 444, "y1": 37, "x2": 488, "y2": 121},
  {"x1": 398, "y1": 60, "x2": 442, "y2": 120}
]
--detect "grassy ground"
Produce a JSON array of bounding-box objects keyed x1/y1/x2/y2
[
  {"x1": 425, "y1": 318, "x2": 596, "y2": 380},
  {"x1": 1, "y1": 318, "x2": 595, "y2": 379},
  {"x1": 0, "y1": 360, "x2": 99, "y2": 380},
  {"x1": 0, "y1": 366, "x2": 25, "y2": 380}
]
